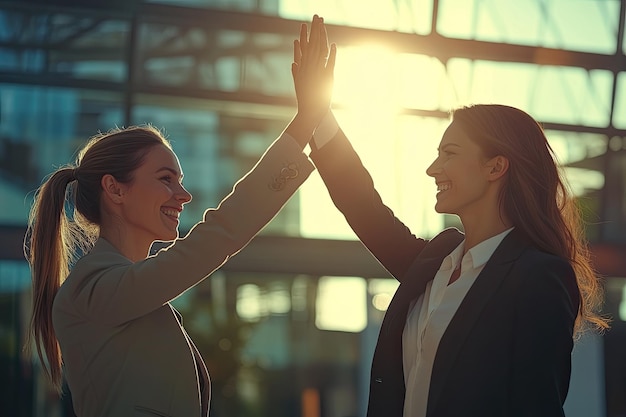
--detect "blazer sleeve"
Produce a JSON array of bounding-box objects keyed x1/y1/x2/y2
[
  {"x1": 510, "y1": 257, "x2": 580, "y2": 416},
  {"x1": 65, "y1": 133, "x2": 314, "y2": 326},
  {"x1": 309, "y1": 128, "x2": 427, "y2": 281}
]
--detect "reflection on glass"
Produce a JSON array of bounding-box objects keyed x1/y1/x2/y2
[
  {"x1": 447, "y1": 60, "x2": 613, "y2": 126},
  {"x1": 438, "y1": 0, "x2": 619, "y2": 54},
  {"x1": 0, "y1": 10, "x2": 129, "y2": 81},
  {"x1": 137, "y1": 23, "x2": 294, "y2": 97},
  {"x1": 0, "y1": 84, "x2": 123, "y2": 225}
]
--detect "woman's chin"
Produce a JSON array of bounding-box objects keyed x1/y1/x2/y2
[
  {"x1": 434, "y1": 203, "x2": 456, "y2": 216},
  {"x1": 157, "y1": 230, "x2": 179, "y2": 242},
  {"x1": 434, "y1": 203, "x2": 447, "y2": 214}
]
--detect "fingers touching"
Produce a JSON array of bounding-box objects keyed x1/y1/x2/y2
[
  {"x1": 290, "y1": 14, "x2": 336, "y2": 124},
  {"x1": 294, "y1": 15, "x2": 334, "y2": 69}
]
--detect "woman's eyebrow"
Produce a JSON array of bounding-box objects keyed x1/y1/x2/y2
[
  {"x1": 156, "y1": 166, "x2": 183, "y2": 179},
  {"x1": 438, "y1": 143, "x2": 461, "y2": 151}
]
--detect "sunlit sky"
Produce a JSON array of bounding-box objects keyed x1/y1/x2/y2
[{"x1": 299, "y1": 46, "x2": 446, "y2": 240}]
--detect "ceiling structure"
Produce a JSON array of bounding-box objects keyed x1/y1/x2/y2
[{"x1": 1, "y1": 0, "x2": 626, "y2": 244}]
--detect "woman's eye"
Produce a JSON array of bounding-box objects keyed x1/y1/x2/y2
[{"x1": 161, "y1": 175, "x2": 172, "y2": 183}]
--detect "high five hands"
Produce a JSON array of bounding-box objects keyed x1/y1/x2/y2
[{"x1": 292, "y1": 15, "x2": 337, "y2": 127}]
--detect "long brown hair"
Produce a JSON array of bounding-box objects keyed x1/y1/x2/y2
[
  {"x1": 452, "y1": 104, "x2": 609, "y2": 335},
  {"x1": 25, "y1": 125, "x2": 170, "y2": 391}
]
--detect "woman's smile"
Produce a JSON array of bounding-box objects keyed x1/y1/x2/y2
[
  {"x1": 436, "y1": 182, "x2": 451, "y2": 195},
  {"x1": 161, "y1": 207, "x2": 181, "y2": 224}
]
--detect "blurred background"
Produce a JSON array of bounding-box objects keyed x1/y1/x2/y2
[{"x1": 1, "y1": 0, "x2": 625, "y2": 416}]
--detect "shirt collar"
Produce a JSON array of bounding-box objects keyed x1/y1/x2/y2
[
  {"x1": 441, "y1": 240, "x2": 465, "y2": 271},
  {"x1": 440, "y1": 227, "x2": 514, "y2": 272},
  {"x1": 466, "y1": 227, "x2": 514, "y2": 269}
]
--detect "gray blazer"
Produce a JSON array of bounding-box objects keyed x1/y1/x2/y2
[{"x1": 52, "y1": 134, "x2": 314, "y2": 417}]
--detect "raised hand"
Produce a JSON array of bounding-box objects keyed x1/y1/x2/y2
[{"x1": 291, "y1": 15, "x2": 337, "y2": 128}]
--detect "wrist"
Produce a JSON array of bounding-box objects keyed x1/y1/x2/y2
[
  {"x1": 284, "y1": 111, "x2": 322, "y2": 148},
  {"x1": 313, "y1": 110, "x2": 339, "y2": 148}
]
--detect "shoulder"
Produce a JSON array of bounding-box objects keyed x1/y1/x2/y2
[
  {"x1": 424, "y1": 227, "x2": 464, "y2": 254},
  {"x1": 497, "y1": 230, "x2": 575, "y2": 280},
  {"x1": 515, "y1": 246, "x2": 574, "y2": 279},
  {"x1": 509, "y1": 245, "x2": 579, "y2": 310},
  {"x1": 77, "y1": 239, "x2": 130, "y2": 271},
  {"x1": 61, "y1": 240, "x2": 131, "y2": 292},
  {"x1": 432, "y1": 227, "x2": 464, "y2": 241}
]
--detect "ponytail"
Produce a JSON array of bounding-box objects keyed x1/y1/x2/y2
[{"x1": 26, "y1": 167, "x2": 77, "y2": 392}]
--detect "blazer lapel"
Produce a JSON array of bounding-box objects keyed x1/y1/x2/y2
[
  {"x1": 384, "y1": 228, "x2": 465, "y2": 333},
  {"x1": 169, "y1": 304, "x2": 211, "y2": 416},
  {"x1": 382, "y1": 256, "x2": 450, "y2": 340},
  {"x1": 427, "y1": 229, "x2": 529, "y2": 414}
]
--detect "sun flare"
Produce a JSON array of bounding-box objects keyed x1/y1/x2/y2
[{"x1": 300, "y1": 44, "x2": 446, "y2": 239}]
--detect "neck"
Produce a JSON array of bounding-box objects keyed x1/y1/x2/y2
[
  {"x1": 99, "y1": 224, "x2": 151, "y2": 263},
  {"x1": 460, "y1": 210, "x2": 512, "y2": 253},
  {"x1": 457, "y1": 183, "x2": 513, "y2": 252}
]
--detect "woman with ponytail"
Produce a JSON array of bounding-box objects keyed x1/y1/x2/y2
[{"x1": 25, "y1": 15, "x2": 335, "y2": 417}]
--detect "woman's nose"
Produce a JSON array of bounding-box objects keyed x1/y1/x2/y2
[
  {"x1": 177, "y1": 185, "x2": 192, "y2": 204},
  {"x1": 426, "y1": 158, "x2": 440, "y2": 177}
]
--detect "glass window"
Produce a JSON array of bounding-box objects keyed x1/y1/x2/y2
[
  {"x1": 438, "y1": 0, "x2": 620, "y2": 54},
  {"x1": 279, "y1": 0, "x2": 434, "y2": 34},
  {"x1": 0, "y1": 84, "x2": 124, "y2": 225},
  {"x1": 137, "y1": 23, "x2": 295, "y2": 97},
  {"x1": 446, "y1": 59, "x2": 613, "y2": 127},
  {"x1": 614, "y1": 72, "x2": 626, "y2": 129},
  {"x1": 0, "y1": 10, "x2": 129, "y2": 82},
  {"x1": 144, "y1": 0, "x2": 435, "y2": 34}
]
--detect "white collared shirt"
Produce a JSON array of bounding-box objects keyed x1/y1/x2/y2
[{"x1": 402, "y1": 227, "x2": 513, "y2": 417}]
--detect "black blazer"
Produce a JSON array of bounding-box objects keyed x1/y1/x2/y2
[{"x1": 310, "y1": 129, "x2": 580, "y2": 417}]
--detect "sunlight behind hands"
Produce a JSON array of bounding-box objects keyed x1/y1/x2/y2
[{"x1": 291, "y1": 15, "x2": 336, "y2": 123}]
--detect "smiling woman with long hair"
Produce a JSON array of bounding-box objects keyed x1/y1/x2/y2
[{"x1": 297, "y1": 18, "x2": 608, "y2": 417}]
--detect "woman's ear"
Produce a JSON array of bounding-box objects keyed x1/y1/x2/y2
[
  {"x1": 486, "y1": 155, "x2": 509, "y2": 181},
  {"x1": 101, "y1": 174, "x2": 124, "y2": 204}
]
